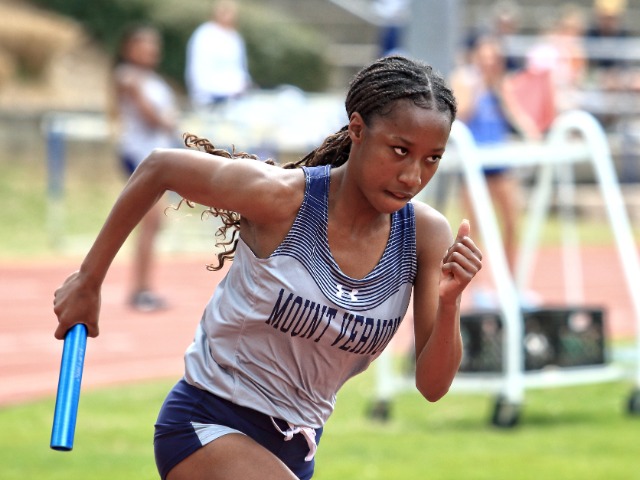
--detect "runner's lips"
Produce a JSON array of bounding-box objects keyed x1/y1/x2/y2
[{"x1": 387, "y1": 190, "x2": 412, "y2": 200}]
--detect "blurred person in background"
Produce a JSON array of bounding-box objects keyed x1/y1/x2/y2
[
  {"x1": 373, "y1": 0, "x2": 410, "y2": 57},
  {"x1": 586, "y1": 0, "x2": 640, "y2": 181},
  {"x1": 584, "y1": 0, "x2": 640, "y2": 133},
  {"x1": 490, "y1": 0, "x2": 524, "y2": 72},
  {"x1": 586, "y1": 0, "x2": 633, "y2": 90},
  {"x1": 451, "y1": 32, "x2": 543, "y2": 307},
  {"x1": 524, "y1": 3, "x2": 587, "y2": 113},
  {"x1": 185, "y1": 0, "x2": 252, "y2": 109},
  {"x1": 112, "y1": 24, "x2": 179, "y2": 311}
]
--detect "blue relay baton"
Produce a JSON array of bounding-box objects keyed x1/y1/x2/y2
[{"x1": 50, "y1": 323, "x2": 88, "y2": 451}]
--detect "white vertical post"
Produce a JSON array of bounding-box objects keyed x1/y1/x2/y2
[
  {"x1": 514, "y1": 162, "x2": 554, "y2": 293},
  {"x1": 450, "y1": 121, "x2": 525, "y2": 403},
  {"x1": 556, "y1": 111, "x2": 640, "y2": 387}
]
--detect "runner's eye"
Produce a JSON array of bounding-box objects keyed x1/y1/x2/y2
[
  {"x1": 425, "y1": 155, "x2": 441, "y2": 164},
  {"x1": 393, "y1": 146, "x2": 408, "y2": 156}
]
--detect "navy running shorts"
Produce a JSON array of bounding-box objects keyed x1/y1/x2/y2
[
  {"x1": 483, "y1": 166, "x2": 509, "y2": 176},
  {"x1": 120, "y1": 153, "x2": 138, "y2": 177},
  {"x1": 153, "y1": 379, "x2": 323, "y2": 480}
]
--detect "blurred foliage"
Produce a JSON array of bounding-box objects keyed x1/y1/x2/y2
[
  {"x1": 240, "y1": 5, "x2": 329, "y2": 91},
  {"x1": 29, "y1": 0, "x2": 330, "y2": 92},
  {"x1": 30, "y1": 0, "x2": 149, "y2": 53}
]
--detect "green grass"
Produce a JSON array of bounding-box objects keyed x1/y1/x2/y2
[
  {"x1": 0, "y1": 380, "x2": 171, "y2": 480},
  {"x1": 1, "y1": 366, "x2": 638, "y2": 480},
  {"x1": 317, "y1": 370, "x2": 639, "y2": 480},
  {"x1": 0, "y1": 153, "x2": 124, "y2": 260}
]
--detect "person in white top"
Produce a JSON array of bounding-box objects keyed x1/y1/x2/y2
[
  {"x1": 185, "y1": 0, "x2": 252, "y2": 108},
  {"x1": 113, "y1": 24, "x2": 179, "y2": 311}
]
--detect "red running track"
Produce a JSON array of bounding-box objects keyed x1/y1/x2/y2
[{"x1": 0, "y1": 245, "x2": 637, "y2": 407}]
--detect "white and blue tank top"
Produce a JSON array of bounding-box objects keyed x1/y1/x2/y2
[
  {"x1": 116, "y1": 63, "x2": 177, "y2": 167},
  {"x1": 184, "y1": 164, "x2": 417, "y2": 428}
]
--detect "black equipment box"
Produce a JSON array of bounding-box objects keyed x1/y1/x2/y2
[{"x1": 459, "y1": 307, "x2": 607, "y2": 373}]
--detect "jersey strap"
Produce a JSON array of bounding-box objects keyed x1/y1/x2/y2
[{"x1": 273, "y1": 165, "x2": 417, "y2": 311}]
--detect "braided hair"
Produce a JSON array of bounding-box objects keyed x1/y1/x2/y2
[
  {"x1": 296, "y1": 55, "x2": 457, "y2": 169},
  {"x1": 182, "y1": 55, "x2": 457, "y2": 270}
]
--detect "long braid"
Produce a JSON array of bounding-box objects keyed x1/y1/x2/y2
[
  {"x1": 287, "y1": 126, "x2": 351, "y2": 168},
  {"x1": 181, "y1": 55, "x2": 457, "y2": 270},
  {"x1": 172, "y1": 133, "x2": 272, "y2": 271}
]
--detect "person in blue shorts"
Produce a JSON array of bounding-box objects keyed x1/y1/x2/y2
[
  {"x1": 112, "y1": 24, "x2": 179, "y2": 311},
  {"x1": 451, "y1": 33, "x2": 542, "y2": 287},
  {"x1": 54, "y1": 55, "x2": 483, "y2": 480}
]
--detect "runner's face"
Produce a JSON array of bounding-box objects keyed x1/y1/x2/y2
[
  {"x1": 125, "y1": 30, "x2": 161, "y2": 69},
  {"x1": 474, "y1": 38, "x2": 504, "y2": 78},
  {"x1": 348, "y1": 99, "x2": 451, "y2": 213}
]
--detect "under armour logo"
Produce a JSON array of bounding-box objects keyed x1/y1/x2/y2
[{"x1": 336, "y1": 284, "x2": 358, "y2": 302}]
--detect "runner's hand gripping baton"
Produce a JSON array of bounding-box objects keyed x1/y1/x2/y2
[{"x1": 50, "y1": 323, "x2": 88, "y2": 451}]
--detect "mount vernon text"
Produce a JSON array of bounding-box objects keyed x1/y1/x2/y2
[{"x1": 266, "y1": 288, "x2": 402, "y2": 355}]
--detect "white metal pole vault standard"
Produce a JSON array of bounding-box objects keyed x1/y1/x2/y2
[
  {"x1": 448, "y1": 121, "x2": 526, "y2": 405},
  {"x1": 373, "y1": 110, "x2": 640, "y2": 423},
  {"x1": 553, "y1": 111, "x2": 640, "y2": 389}
]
